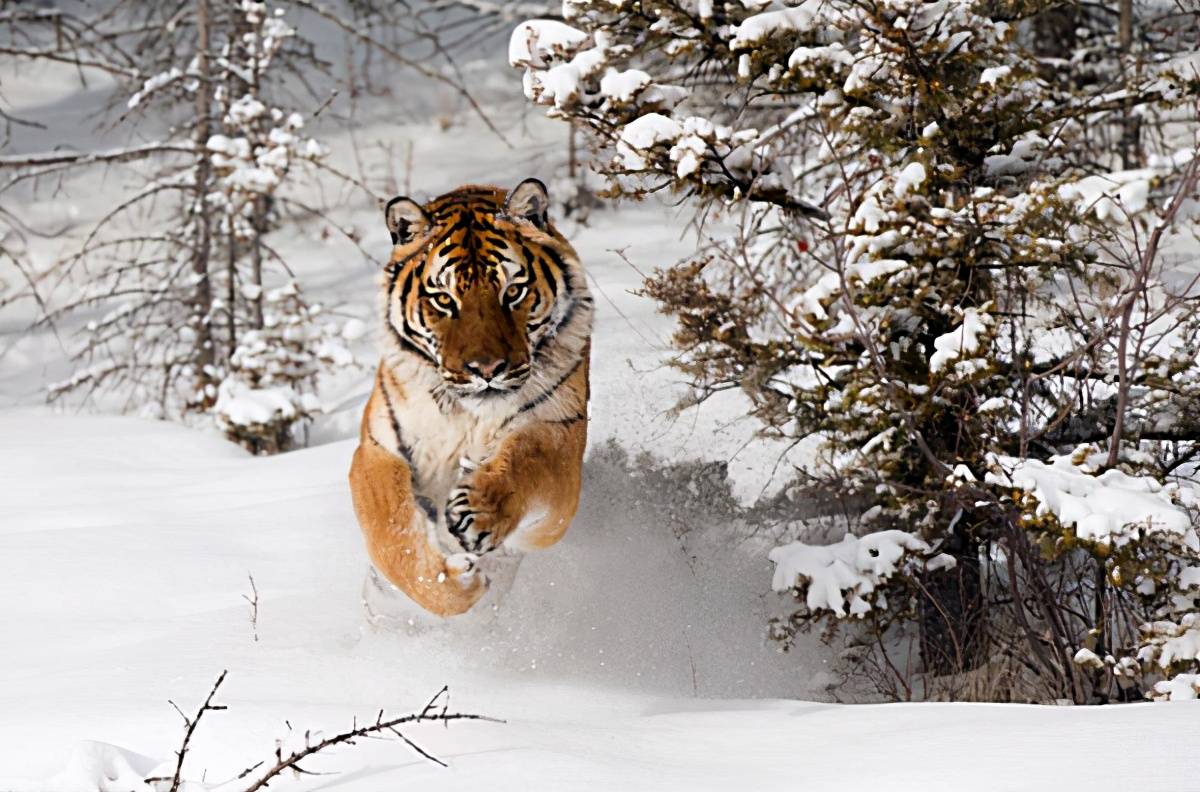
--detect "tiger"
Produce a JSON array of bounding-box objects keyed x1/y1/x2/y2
[{"x1": 348, "y1": 179, "x2": 593, "y2": 617}]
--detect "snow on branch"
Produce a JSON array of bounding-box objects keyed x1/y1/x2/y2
[
  {"x1": 769, "y1": 530, "x2": 955, "y2": 618},
  {"x1": 986, "y1": 452, "x2": 1198, "y2": 551},
  {"x1": 928, "y1": 306, "x2": 992, "y2": 374}
]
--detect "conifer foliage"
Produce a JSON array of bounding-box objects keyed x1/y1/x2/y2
[{"x1": 512, "y1": 1, "x2": 1200, "y2": 701}]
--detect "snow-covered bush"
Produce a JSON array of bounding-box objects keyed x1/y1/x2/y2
[
  {"x1": 513, "y1": 1, "x2": 1200, "y2": 700},
  {"x1": 215, "y1": 282, "x2": 352, "y2": 454}
]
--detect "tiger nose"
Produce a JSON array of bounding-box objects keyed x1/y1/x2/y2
[{"x1": 465, "y1": 357, "x2": 507, "y2": 380}]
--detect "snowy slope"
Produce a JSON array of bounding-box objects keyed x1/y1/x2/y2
[{"x1": 3, "y1": 411, "x2": 1198, "y2": 792}]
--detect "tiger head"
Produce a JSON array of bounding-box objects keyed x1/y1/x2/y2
[{"x1": 381, "y1": 179, "x2": 589, "y2": 407}]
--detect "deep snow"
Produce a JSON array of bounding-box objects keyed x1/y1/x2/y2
[{"x1": 3, "y1": 411, "x2": 1199, "y2": 791}]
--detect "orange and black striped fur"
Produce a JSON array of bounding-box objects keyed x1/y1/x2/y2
[{"x1": 348, "y1": 179, "x2": 593, "y2": 617}]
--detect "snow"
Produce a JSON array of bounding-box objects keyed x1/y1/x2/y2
[
  {"x1": 929, "y1": 306, "x2": 990, "y2": 373},
  {"x1": 2, "y1": 412, "x2": 1198, "y2": 789},
  {"x1": 788, "y1": 43, "x2": 853, "y2": 70},
  {"x1": 979, "y1": 65, "x2": 1011, "y2": 85},
  {"x1": 1058, "y1": 168, "x2": 1156, "y2": 221},
  {"x1": 729, "y1": 3, "x2": 822, "y2": 50},
  {"x1": 508, "y1": 19, "x2": 589, "y2": 66},
  {"x1": 987, "y1": 453, "x2": 1198, "y2": 550},
  {"x1": 5, "y1": 30, "x2": 1200, "y2": 792},
  {"x1": 599, "y1": 68, "x2": 651, "y2": 103},
  {"x1": 849, "y1": 191, "x2": 887, "y2": 233},
  {"x1": 617, "y1": 113, "x2": 685, "y2": 168},
  {"x1": 1141, "y1": 613, "x2": 1200, "y2": 665},
  {"x1": 1154, "y1": 673, "x2": 1200, "y2": 701},
  {"x1": 977, "y1": 396, "x2": 1008, "y2": 413},
  {"x1": 619, "y1": 113, "x2": 684, "y2": 149},
  {"x1": 893, "y1": 161, "x2": 926, "y2": 197},
  {"x1": 769, "y1": 530, "x2": 954, "y2": 617},
  {"x1": 213, "y1": 379, "x2": 300, "y2": 425},
  {"x1": 852, "y1": 258, "x2": 907, "y2": 283},
  {"x1": 226, "y1": 94, "x2": 267, "y2": 124},
  {"x1": 10, "y1": 741, "x2": 159, "y2": 792},
  {"x1": 340, "y1": 318, "x2": 366, "y2": 341},
  {"x1": 127, "y1": 67, "x2": 182, "y2": 109}
]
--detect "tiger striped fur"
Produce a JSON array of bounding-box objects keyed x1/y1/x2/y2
[{"x1": 348, "y1": 179, "x2": 593, "y2": 617}]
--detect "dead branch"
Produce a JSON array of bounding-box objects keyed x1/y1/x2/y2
[
  {"x1": 242, "y1": 573, "x2": 260, "y2": 643},
  {"x1": 284, "y1": 0, "x2": 511, "y2": 145},
  {"x1": 237, "y1": 686, "x2": 501, "y2": 792},
  {"x1": 1106, "y1": 150, "x2": 1200, "y2": 466},
  {"x1": 144, "y1": 669, "x2": 229, "y2": 792},
  {"x1": 141, "y1": 674, "x2": 500, "y2": 791}
]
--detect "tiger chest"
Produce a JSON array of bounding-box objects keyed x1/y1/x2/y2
[
  {"x1": 404, "y1": 405, "x2": 504, "y2": 509},
  {"x1": 366, "y1": 380, "x2": 506, "y2": 511}
]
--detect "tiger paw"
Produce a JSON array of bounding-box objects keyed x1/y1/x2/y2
[
  {"x1": 445, "y1": 475, "x2": 514, "y2": 554},
  {"x1": 444, "y1": 552, "x2": 480, "y2": 585}
]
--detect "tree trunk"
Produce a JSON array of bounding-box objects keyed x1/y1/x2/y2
[
  {"x1": 918, "y1": 524, "x2": 986, "y2": 678},
  {"x1": 190, "y1": 0, "x2": 216, "y2": 406},
  {"x1": 1118, "y1": 0, "x2": 1141, "y2": 168}
]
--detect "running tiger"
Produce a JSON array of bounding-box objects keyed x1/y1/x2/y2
[{"x1": 349, "y1": 179, "x2": 593, "y2": 617}]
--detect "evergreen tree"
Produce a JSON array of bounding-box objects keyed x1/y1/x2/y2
[{"x1": 513, "y1": 0, "x2": 1200, "y2": 700}]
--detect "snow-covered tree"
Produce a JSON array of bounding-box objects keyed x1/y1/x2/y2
[
  {"x1": 1, "y1": 0, "x2": 514, "y2": 452},
  {"x1": 512, "y1": 1, "x2": 1200, "y2": 701},
  {"x1": 40, "y1": 1, "x2": 350, "y2": 451}
]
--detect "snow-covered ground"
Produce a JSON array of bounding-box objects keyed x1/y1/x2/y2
[
  {"x1": 4, "y1": 411, "x2": 1199, "y2": 792},
  {"x1": 3, "y1": 52, "x2": 1199, "y2": 792}
]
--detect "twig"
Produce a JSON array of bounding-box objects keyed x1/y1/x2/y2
[
  {"x1": 144, "y1": 670, "x2": 229, "y2": 792},
  {"x1": 144, "y1": 676, "x2": 499, "y2": 791},
  {"x1": 237, "y1": 686, "x2": 502, "y2": 792},
  {"x1": 242, "y1": 574, "x2": 260, "y2": 643}
]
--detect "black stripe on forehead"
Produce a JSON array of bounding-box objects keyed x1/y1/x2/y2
[
  {"x1": 420, "y1": 208, "x2": 517, "y2": 287},
  {"x1": 429, "y1": 187, "x2": 503, "y2": 211},
  {"x1": 429, "y1": 194, "x2": 502, "y2": 228}
]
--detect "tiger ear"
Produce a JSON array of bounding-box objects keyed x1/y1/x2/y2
[
  {"x1": 505, "y1": 178, "x2": 550, "y2": 229},
  {"x1": 384, "y1": 196, "x2": 430, "y2": 245}
]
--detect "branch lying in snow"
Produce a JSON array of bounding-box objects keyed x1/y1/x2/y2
[
  {"x1": 144, "y1": 670, "x2": 229, "y2": 792},
  {"x1": 238, "y1": 686, "x2": 501, "y2": 791},
  {"x1": 144, "y1": 673, "x2": 500, "y2": 791}
]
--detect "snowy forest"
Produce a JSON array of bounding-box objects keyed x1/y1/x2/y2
[{"x1": 1, "y1": 0, "x2": 1199, "y2": 789}]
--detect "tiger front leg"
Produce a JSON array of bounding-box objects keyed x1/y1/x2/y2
[
  {"x1": 446, "y1": 423, "x2": 585, "y2": 555},
  {"x1": 349, "y1": 438, "x2": 488, "y2": 616},
  {"x1": 445, "y1": 464, "x2": 518, "y2": 554}
]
